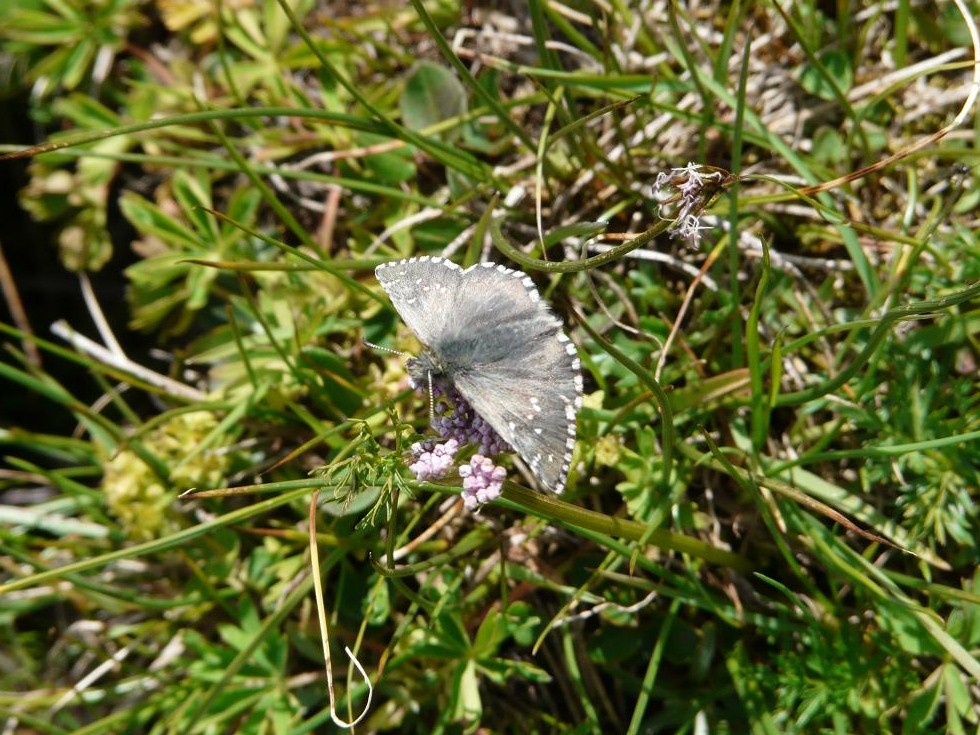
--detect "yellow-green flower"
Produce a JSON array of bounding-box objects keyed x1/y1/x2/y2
[{"x1": 102, "y1": 411, "x2": 231, "y2": 539}]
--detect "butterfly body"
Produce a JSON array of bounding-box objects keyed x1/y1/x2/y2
[{"x1": 376, "y1": 256, "x2": 582, "y2": 493}]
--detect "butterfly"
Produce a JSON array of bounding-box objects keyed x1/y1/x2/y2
[{"x1": 376, "y1": 256, "x2": 582, "y2": 492}]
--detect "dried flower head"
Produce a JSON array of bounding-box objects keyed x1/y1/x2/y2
[{"x1": 651, "y1": 163, "x2": 733, "y2": 248}]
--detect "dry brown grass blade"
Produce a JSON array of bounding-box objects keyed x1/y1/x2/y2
[{"x1": 0, "y1": 236, "x2": 41, "y2": 367}]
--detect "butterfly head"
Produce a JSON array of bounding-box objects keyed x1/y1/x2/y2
[{"x1": 406, "y1": 350, "x2": 445, "y2": 389}]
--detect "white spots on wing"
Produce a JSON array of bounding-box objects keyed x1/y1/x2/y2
[
  {"x1": 520, "y1": 276, "x2": 541, "y2": 302},
  {"x1": 508, "y1": 421, "x2": 516, "y2": 432},
  {"x1": 565, "y1": 437, "x2": 575, "y2": 450},
  {"x1": 534, "y1": 428, "x2": 543, "y2": 435},
  {"x1": 565, "y1": 405, "x2": 576, "y2": 421}
]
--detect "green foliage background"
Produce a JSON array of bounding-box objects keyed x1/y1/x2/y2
[{"x1": 0, "y1": 0, "x2": 978, "y2": 733}]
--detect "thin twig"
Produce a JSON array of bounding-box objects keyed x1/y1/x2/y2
[
  {"x1": 309, "y1": 490, "x2": 373, "y2": 728},
  {"x1": 50, "y1": 643, "x2": 134, "y2": 714},
  {"x1": 79, "y1": 271, "x2": 125, "y2": 358},
  {"x1": 364, "y1": 207, "x2": 447, "y2": 256},
  {"x1": 554, "y1": 590, "x2": 658, "y2": 627},
  {"x1": 0, "y1": 236, "x2": 41, "y2": 367},
  {"x1": 317, "y1": 182, "x2": 343, "y2": 253},
  {"x1": 655, "y1": 245, "x2": 723, "y2": 382},
  {"x1": 51, "y1": 320, "x2": 208, "y2": 402},
  {"x1": 392, "y1": 499, "x2": 462, "y2": 561}
]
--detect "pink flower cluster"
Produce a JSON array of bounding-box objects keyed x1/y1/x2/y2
[
  {"x1": 404, "y1": 364, "x2": 511, "y2": 510},
  {"x1": 408, "y1": 439, "x2": 459, "y2": 482},
  {"x1": 459, "y1": 455, "x2": 507, "y2": 511},
  {"x1": 407, "y1": 439, "x2": 507, "y2": 512}
]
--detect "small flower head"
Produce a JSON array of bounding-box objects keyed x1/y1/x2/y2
[
  {"x1": 102, "y1": 411, "x2": 231, "y2": 540},
  {"x1": 650, "y1": 163, "x2": 732, "y2": 248},
  {"x1": 459, "y1": 454, "x2": 507, "y2": 510},
  {"x1": 408, "y1": 438, "x2": 459, "y2": 482},
  {"x1": 431, "y1": 385, "x2": 511, "y2": 455},
  {"x1": 404, "y1": 352, "x2": 512, "y2": 511}
]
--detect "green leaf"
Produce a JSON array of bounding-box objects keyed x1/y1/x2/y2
[
  {"x1": 171, "y1": 169, "x2": 218, "y2": 243},
  {"x1": 811, "y1": 127, "x2": 846, "y2": 165},
  {"x1": 59, "y1": 37, "x2": 95, "y2": 90},
  {"x1": 943, "y1": 664, "x2": 973, "y2": 724},
  {"x1": 5, "y1": 9, "x2": 81, "y2": 43},
  {"x1": 504, "y1": 601, "x2": 541, "y2": 647},
  {"x1": 363, "y1": 578, "x2": 391, "y2": 626},
  {"x1": 452, "y1": 659, "x2": 483, "y2": 727},
  {"x1": 185, "y1": 264, "x2": 218, "y2": 310},
  {"x1": 472, "y1": 608, "x2": 507, "y2": 656},
  {"x1": 877, "y1": 599, "x2": 940, "y2": 657},
  {"x1": 360, "y1": 133, "x2": 416, "y2": 184},
  {"x1": 400, "y1": 61, "x2": 467, "y2": 141},
  {"x1": 222, "y1": 186, "x2": 262, "y2": 240},
  {"x1": 799, "y1": 50, "x2": 853, "y2": 101},
  {"x1": 119, "y1": 191, "x2": 201, "y2": 250},
  {"x1": 52, "y1": 92, "x2": 121, "y2": 130},
  {"x1": 902, "y1": 669, "x2": 943, "y2": 735}
]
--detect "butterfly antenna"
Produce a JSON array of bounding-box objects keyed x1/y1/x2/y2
[
  {"x1": 362, "y1": 339, "x2": 407, "y2": 357},
  {"x1": 427, "y1": 370, "x2": 436, "y2": 421}
]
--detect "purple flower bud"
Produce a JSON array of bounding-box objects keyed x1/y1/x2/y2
[{"x1": 426, "y1": 386, "x2": 511, "y2": 455}]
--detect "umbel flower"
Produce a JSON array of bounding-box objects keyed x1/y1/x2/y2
[
  {"x1": 102, "y1": 411, "x2": 230, "y2": 539},
  {"x1": 406, "y1": 360, "x2": 511, "y2": 510}
]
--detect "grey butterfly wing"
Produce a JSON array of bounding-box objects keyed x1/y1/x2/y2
[
  {"x1": 432, "y1": 263, "x2": 583, "y2": 492},
  {"x1": 375, "y1": 257, "x2": 464, "y2": 347}
]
